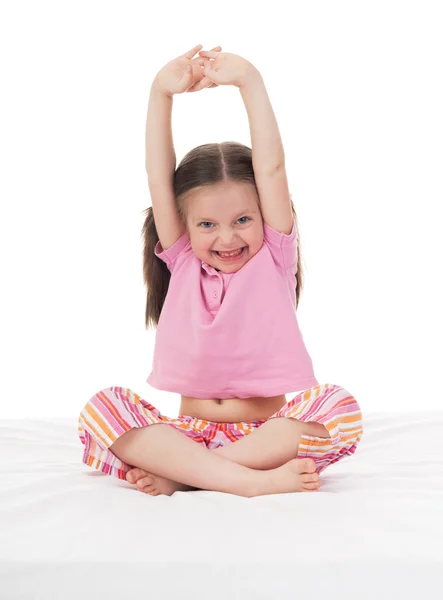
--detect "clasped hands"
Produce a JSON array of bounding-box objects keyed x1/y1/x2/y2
[{"x1": 154, "y1": 44, "x2": 259, "y2": 97}]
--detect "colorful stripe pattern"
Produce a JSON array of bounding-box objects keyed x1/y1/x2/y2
[
  {"x1": 268, "y1": 383, "x2": 364, "y2": 473},
  {"x1": 78, "y1": 383, "x2": 363, "y2": 480}
]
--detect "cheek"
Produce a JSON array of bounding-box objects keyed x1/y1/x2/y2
[{"x1": 249, "y1": 232, "x2": 264, "y2": 252}]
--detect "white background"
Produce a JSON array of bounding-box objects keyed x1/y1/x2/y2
[{"x1": 1, "y1": 1, "x2": 442, "y2": 418}]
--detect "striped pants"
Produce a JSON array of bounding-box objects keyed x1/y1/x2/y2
[{"x1": 78, "y1": 383, "x2": 364, "y2": 481}]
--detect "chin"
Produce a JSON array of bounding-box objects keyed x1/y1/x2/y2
[{"x1": 218, "y1": 259, "x2": 248, "y2": 272}]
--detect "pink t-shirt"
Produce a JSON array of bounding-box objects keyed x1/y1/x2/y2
[{"x1": 146, "y1": 216, "x2": 319, "y2": 399}]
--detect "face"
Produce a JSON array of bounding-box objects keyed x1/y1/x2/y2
[{"x1": 185, "y1": 181, "x2": 264, "y2": 273}]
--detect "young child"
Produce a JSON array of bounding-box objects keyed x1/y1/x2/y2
[{"x1": 78, "y1": 44, "x2": 364, "y2": 498}]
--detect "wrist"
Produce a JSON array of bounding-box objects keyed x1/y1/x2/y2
[
  {"x1": 239, "y1": 65, "x2": 263, "y2": 91},
  {"x1": 151, "y1": 78, "x2": 174, "y2": 100}
]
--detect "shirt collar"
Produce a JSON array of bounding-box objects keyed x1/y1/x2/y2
[{"x1": 201, "y1": 262, "x2": 218, "y2": 275}]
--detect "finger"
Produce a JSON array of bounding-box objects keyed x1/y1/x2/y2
[
  {"x1": 194, "y1": 46, "x2": 220, "y2": 65},
  {"x1": 187, "y1": 76, "x2": 212, "y2": 93},
  {"x1": 199, "y1": 46, "x2": 221, "y2": 56},
  {"x1": 184, "y1": 44, "x2": 203, "y2": 59},
  {"x1": 188, "y1": 80, "x2": 218, "y2": 91},
  {"x1": 199, "y1": 50, "x2": 219, "y2": 58},
  {"x1": 203, "y1": 60, "x2": 218, "y2": 78}
]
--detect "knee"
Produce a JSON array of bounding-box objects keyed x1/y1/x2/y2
[
  {"x1": 85, "y1": 385, "x2": 124, "y2": 408},
  {"x1": 79, "y1": 386, "x2": 120, "y2": 423}
]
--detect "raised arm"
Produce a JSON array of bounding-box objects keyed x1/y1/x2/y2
[
  {"x1": 146, "y1": 45, "x2": 222, "y2": 250},
  {"x1": 240, "y1": 70, "x2": 293, "y2": 235},
  {"x1": 145, "y1": 83, "x2": 185, "y2": 251},
  {"x1": 199, "y1": 50, "x2": 293, "y2": 236},
  {"x1": 145, "y1": 83, "x2": 176, "y2": 183}
]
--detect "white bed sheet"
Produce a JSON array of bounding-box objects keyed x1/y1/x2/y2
[{"x1": 1, "y1": 410, "x2": 442, "y2": 599}]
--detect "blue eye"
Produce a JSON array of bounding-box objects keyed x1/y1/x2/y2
[{"x1": 198, "y1": 216, "x2": 250, "y2": 229}]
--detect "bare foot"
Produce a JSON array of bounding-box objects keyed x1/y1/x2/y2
[
  {"x1": 252, "y1": 457, "x2": 321, "y2": 497},
  {"x1": 125, "y1": 467, "x2": 198, "y2": 496},
  {"x1": 126, "y1": 458, "x2": 321, "y2": 497}
]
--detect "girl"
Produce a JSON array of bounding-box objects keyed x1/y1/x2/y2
[{"x1": 78, "y1": 44, "x2": 364, "y2": 498}]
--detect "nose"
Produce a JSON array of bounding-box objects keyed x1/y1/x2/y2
[{"x1": 218, "y1": 235, "x2": 240, "y2": 248}]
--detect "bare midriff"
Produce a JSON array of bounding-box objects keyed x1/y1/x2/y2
[{"x1": 179, "y1": 394, "x2": 288, "y2": 423}]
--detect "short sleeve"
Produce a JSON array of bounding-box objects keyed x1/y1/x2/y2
[
  {"x1": 154, "y1": 231, "x2": 191, "y2": 273},
  {"x1": 263, "y1": 215, "x2": 298, "y2": 273}
]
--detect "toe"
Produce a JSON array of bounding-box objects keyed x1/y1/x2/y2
[
  {"x1": 302, "y1": 473, "x2": 319, "y2": 483},
  {"x1": 303, "y1": 481, "x2": 320, "y2": 491},
  {"x1": 137, "y1": 476, "x2": 154, "y2": 489},
  {"x1": 126, "y1": 470, "x2": 136, "y2": 483},
  {"x1": 302, "y1": 458, "x2": 317, "y2": 473},
  {"x1": 126, "y1": 468, "x2": 147, "y2": 484},
  {"x1": 140, "y1": 483, "x2": 159, "y2": 496}
]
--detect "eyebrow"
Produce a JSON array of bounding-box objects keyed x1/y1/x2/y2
[{"x1": 193, "y1": 208, "x2": 258, "y2": 223}]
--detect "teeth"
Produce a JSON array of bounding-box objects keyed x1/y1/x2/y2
[{"x1": 218, "y1": 248, "x2": 243, "y2": 257}]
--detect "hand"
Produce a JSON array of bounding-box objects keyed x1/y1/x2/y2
[
  {"x1": 153, "y1": 44, "x2": 222, "y2": 97},
  {"x1": 197, "y1": 50, "x2": 257, "y2": 89}
]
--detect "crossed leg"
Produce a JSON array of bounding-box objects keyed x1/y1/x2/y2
[
  {"x1": 125, "y1": 417, "x2": 330, "y2": 495},
  {"x1": 212, "y1": 417, "x2": 330, "y2": 470}
]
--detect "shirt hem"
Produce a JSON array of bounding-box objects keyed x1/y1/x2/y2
[{"x1": 147, "y1": 375, "x2": 320, "y2": 400}]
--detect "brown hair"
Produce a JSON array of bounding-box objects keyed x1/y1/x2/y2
[{"x1": 141, "y1": 141, "x2": 304, "y2": 330}]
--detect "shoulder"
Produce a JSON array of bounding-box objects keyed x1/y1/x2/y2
[
  {"x1": 154, "y1": 231, "x2": 192, "y2": 273},
  {"x1": 263, "y1": 216, "x2": 298, "y2": 273}
]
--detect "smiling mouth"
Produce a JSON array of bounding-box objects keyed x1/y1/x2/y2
[{"x1": 212, "y1": 247, "x2": 247, "y2": 260}]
